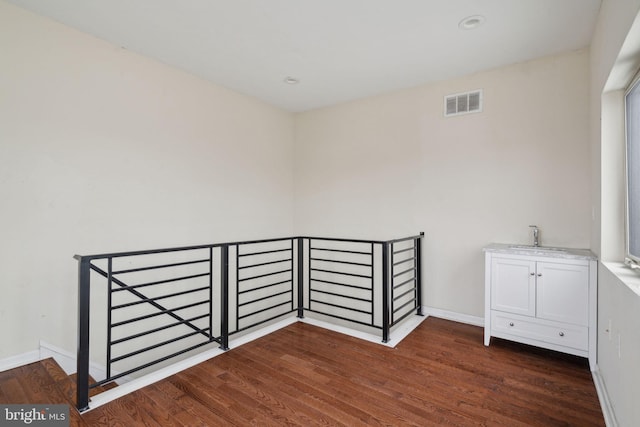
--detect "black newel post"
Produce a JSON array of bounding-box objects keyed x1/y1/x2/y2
[
  {"x1": 382, "y1": 243, "x2": 390, "y2": 343},
  {"x1": 76, "y1": 256, "x2": 91, "y2": 412},
  {"x1": 219, "y1": 245, "x2": 230, "y2": 350},
  {"x1": 297, "y1": 238, "x2": 304, "y2": 318},
  {"x1": 416, "y1": 233, "x2": 424, "y2": 316}
]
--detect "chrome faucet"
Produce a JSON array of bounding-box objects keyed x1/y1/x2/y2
[{"x1": 529, "y1": 225, "x2": 539, "y2": 247}]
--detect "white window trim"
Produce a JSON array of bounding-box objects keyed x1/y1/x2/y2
[{"x1": 624, "y1": 69, "x2": 640, "y2": 267}]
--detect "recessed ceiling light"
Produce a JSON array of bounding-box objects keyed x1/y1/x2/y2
[
  {"x1": 283, "y1": 76, "x2": 299, "y2": 85},
  {"x1": 458, "y1": 15, "x2": 485, "y2": 30}
]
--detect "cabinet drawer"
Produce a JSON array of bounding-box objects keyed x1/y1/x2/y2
[{"x1": 491, "y1": 311, "x2": 588, "y2": 351}]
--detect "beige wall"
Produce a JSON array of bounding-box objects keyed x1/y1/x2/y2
[
  {"x1": 590, "y1": 0, "x2": 640, "y2": 425},
  {"x1": 0, "y1": 2, "x2": 295, "y2": 359},
  {"x1": 295, "y1": 50, "x2": 591, "y2": 317}
]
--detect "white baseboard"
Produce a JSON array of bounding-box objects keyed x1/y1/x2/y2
[
  {"x1": 300, "y1": 313, "x2": 426, "y2": 348},
  {"x1": 39, "y1": 341, "x2": 110, "y2": 382},
  {"x1": 0, "y1": 349, "x2": 40, "y2": 372},
  {"x1": 39, "y1": 341, "x2": 77, "y2": 375},
  {"x1": 591, "y1": 367, "x2": 618, "y2": 427},
  {"x1": 39, "y1": 341, "x2": 139, "y2": 385},
  {"x1": 422, "y1": 306, "x2": 485, "y2": 327},
  {"x1": 1, "y1": 341, "x2": 114, "y2": 385}
]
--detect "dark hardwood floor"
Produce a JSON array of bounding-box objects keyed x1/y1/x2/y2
[{"x1": 0, "y1": 317, "x2": 604, "y2": 426}]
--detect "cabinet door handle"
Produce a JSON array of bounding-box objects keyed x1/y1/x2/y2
[
  {"x1": 530, "y1": 272, "x2": 535, "y2": 276},
  {"x1": 537, "y1": 273, "x2": 542, "y2": 277},
  {"x1": 559, "y1": 332, "x2": 565, "y2": 337},
  {"x1": 509, "y1": 322, "x2": 514, "y2": 327}
]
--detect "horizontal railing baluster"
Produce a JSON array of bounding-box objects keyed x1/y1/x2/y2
[
  {"x1": 393, "y1": 266, "x2": 416, "y2": 278},
  {"x1": 393, "y1": 246, "x2": 415, "y2": 255},
  {"x1": 111, "y1": 273, "x2": 210, "y2": 292},
  {"x1": 238, "y1": 268, "x2": 292, "y2": 282},
  {"x1": 238, "y1": 279, "x2": 292, "y2": 294},
  {"x1": 310, "y1": 278, "x2": 373, "y2": 291},
  {"x1": 111, "y1": 286, "x2": 209, "y2": 310},
  {"x1": 111, "y1": 313, "x2": 210, "y2": 345},
  {"x1": 111, "y1": 328, "x2": 211, "y2": 363},
  {"x1": 238, "y1": 300, "x2": 291, "y2": 320},
  {"x1": 394, "y1": 287, "x2": 416, "y2": 302},
  {"x1": 393, "y1": 256, "x2": 415, "y2": 267},
  {"x1": 239, "y1": 258, "x2": 291, "y2": 269},
  {"x1": 311, "y1": 288, "x2": 371, "y2": 303},
  {"x1": 238, "y1": 247, "x2": 291, "y2": 257},
  {"x1": 310, "y1": 257, "x2": 372, "y2": 267},
  {"x1": 238, "y1": 290, "x2": 292, "y2": 307},
  {"x1": 112, "y1": 258, "x2": 210, "y2": 275},
  {"x1": 394, "y1": 298, "x2": 417, "y2": 314},
  {"x1": 394, "y1": 277, "x2": 416, "y2": 289},
  {"x1": 309, "y1": 298, "x2": 372, "y2": 315},
  {"x1": 310, "y1": 268, "x2": 372, "y2": 279},
  {"x1": 310, "y1": 247, "x2": 372, "y2": 255},
  {"x1": 111, "y1": 300, "x2": 209, "y2": 328},
  {"x1": 304, "y1": 309, "x2": 378, "y2": 329}
]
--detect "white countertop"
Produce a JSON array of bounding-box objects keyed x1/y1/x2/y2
[{"x1": 483, "y1": 243, "x2": 597, "y2": 260}]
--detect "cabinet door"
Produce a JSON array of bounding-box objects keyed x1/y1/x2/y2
[
  {"x1": 536, "y1": 261, "x2": 589, "y2": 326},
  {"x1": 491, "y1": 257, "x2": 536, "y2": 316}
]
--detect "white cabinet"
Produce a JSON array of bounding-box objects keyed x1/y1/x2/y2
[
  {"x1": 536, "y1": 262, "x2": 589, "y2": 326},
  {"x1": 490, "y1": 258, "x2": 536, "y2": 316},
  {"x1": 484, "y1": 244, "x2": 597, "y2": 370}
]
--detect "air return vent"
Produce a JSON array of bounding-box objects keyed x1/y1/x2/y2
[{"x1": 444, "y1": 89, "x2": 483, "y2": 117}]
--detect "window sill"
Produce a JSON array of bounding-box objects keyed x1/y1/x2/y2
[{"x1": 602, "y1": 261, "x2": 640, "y2": 297}]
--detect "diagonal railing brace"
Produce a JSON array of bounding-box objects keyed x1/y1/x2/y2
[{"x1": 89, "y1": 263, "x2": 210, "y2": 340}]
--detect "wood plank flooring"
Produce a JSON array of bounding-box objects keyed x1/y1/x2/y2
[{"x1": 1, "y1": 317, "x2": 604, "y2": 426}]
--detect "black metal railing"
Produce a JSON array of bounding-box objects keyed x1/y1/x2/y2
[
  {"x1": 74, "y1": 243, "x2": 224, "y2": 414},
  {"x1": 75, "y1": 232, "x2": 423, "y2": 411},
  {"x1": 233, "y1": 238, "x2": 296, "y2": 335},
  {"x1": 390, "y1": 235, "x2": 423, "y2": 326},
  {"x1": 306, "y1": 237, "x2": 378, "y2": 329}
]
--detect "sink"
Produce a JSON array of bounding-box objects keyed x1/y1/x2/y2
[{"x1": 508, "y1": 245, "x2": 567, "y2": 253}]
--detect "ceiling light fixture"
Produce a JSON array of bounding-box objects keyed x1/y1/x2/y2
[
  {"x1": 283, "y1": 76, "x2": 299, "y2": 85},
  {"x1": 458, "y1": 15, "x2": 485, "y2": 30}
]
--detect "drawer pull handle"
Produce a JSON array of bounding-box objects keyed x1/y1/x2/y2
[
  {"x1": 559, "y1": 332, "x2": 565, "y2": 337},
  {"x1": 509, "y1": 322, "x2": 514, "y2": 327}
]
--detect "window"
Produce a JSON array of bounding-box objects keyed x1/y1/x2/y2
[{"x1": 625, "y1": 73, "x2": 640, "y2": 264}]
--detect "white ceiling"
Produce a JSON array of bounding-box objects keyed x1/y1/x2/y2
[{"x1": 8, "y1": 0, "x2": 602, "y2": 112}]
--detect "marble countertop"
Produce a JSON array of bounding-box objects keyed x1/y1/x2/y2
[{"x1": 483, "y1": 243, "x2": 597, "y2": 260}]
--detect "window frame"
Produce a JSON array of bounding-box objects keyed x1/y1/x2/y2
[{"x1": 624, "y1": 69, "x2": 640, "y2": 266}]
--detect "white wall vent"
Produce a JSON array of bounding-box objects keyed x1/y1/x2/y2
[{"x1": 444, "y1": 89, "x2": 483, "y2": 117}]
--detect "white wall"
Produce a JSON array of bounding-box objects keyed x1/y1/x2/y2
[
  {"x1": 295, "y1": 50, "x2": 591, "y2": 317},
  {"x1": 597, "y1": 266, "x2": 640, "y2": 425},
  {"x1": 0, "y1": 1, "x2": 294, "y2": 360},
  {"x1": 590, "y1": 0, "x2": 640, "y2": 425}
]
